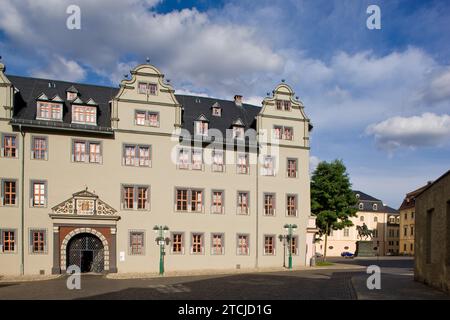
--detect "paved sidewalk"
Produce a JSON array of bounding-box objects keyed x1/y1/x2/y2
[
  {"x1": 351, "y1": 268, "x2": 450, "y2": 300},
  {"x1": 106, "y1": 263, "x2": 364, "y2": 280}
]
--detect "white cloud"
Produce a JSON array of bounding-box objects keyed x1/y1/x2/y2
[
  {"x1": 366, "y1": 113, "x2": 450, "y2": 153},
  {"x1": 0, "y1": 0, "x2": 282, "y2": 97},
  {"x1": 309, "y1": 155, "x2": 321, "y2": 174},
  {"x1": 30, "y1": 55, "x2": 86, "y2": 82}
]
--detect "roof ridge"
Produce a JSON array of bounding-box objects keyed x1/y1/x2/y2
[{"x1": 6, "y1": 74, "x2": 119, "y2": 90}]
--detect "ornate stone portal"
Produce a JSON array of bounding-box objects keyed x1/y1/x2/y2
[{"x1": 50, "y1": 189, "x2": 120, "y2": 274}]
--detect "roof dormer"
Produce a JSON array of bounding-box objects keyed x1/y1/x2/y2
[
  {"x1": 66, "y1": 85, "x2": 79, "y2": 101},
  {"x1": 71, "y1": 97, "x2": 97, "y2": 125},
  {"x1": 211, "y1": 102, "x2": 222, "y2": 117},
  {"x1": 194, "y1": 114, "x2": 209, "y2": 136},
  {"x1": 36, "y1": 93, "x2": 49, "y2": 101},
  {"x1": 232, "y1": 118, "x2": 245, "y2": 139}
]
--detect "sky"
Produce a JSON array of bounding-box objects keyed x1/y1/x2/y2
[{"x1": 0, "y1": 0, "x2": 449, "y2": 208}]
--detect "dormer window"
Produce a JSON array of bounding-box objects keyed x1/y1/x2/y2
[
  {"x1": 72, "y1": 105, "x2": 97, "y2": 125},
  {"x1": 373, "y1": 204, "x2": 378, "y2": 211},
  {"x1": 138, "y1": 82, "x2": 157, "y2": 95},
  {"x1": 359, "y1": 203, "x2": 364, "y2": 210},
  {"x1": 194, "y1": 115, "x2": 209, "y2": 136},
  {"x1": 233, "y1": 126, "x2": 244, "y2": 139},
  {"x1": 66, "y1": 85, "x2": 79, "y2": 101},
  {"x1": 195, "y1": 121, "x2": 208, "y2": 136},
  {"x1": 231, "y1": 118, "x2": 245, "y2": 139},
  {"x1": 211, "y1": 102, "x2": 222, "y2": 117},
  {"x1": 37, "y1": 102, "x2": 63, "y2": 121}
]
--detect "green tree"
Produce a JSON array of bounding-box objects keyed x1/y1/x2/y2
[{"x1": 311, "y1": 159, "x2": 357, "y2": 261}]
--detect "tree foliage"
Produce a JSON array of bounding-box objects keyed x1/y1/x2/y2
[{"x1": 311, "y1": 159, "x2": 358, "y2": 237}]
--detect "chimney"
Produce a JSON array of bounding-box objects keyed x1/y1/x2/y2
[{"x1": 234, "y1": 95, "x2": 243, "y2": 106}]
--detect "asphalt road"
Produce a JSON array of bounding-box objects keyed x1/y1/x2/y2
[{"x1": 0, "y1": 257, "x2": 448, "y2": 300}]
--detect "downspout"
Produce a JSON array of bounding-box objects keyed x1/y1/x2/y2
[
  {"x1": 255, "y1": 119, "x2": 259, "y2": 269},
  {"x1": 19, "y1": 124, "x2": 25, "y2": 275}
]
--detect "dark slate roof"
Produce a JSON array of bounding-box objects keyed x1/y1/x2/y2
[
  {"x1": 353, "y1": 190, "x2": 381, "y2": 202},
  {"x1": 176, "y1": 95, "x2": 260, "y2": 137},
  {"x1": 353, "y1": 190, "x2": 399, "y2": 213},
  {"x1": 8, "y1": 75, "x2": 117, "y2": 129},
  {"x1": 382, "y1": 206, "x2": 399, "y2": 214},
  {"x1": 6, "y1": 75, "x2": 262, "y2": 137}
]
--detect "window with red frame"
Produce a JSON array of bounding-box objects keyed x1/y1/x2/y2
[
  {"x1": 264, "y1": 194, "x2": 275, "y2": 216},
  {"x1": 2, "y1": 230, "x2": 15, "y2": 252},
  {"x1": 31, "y1": 230, "x2": 45, "y2": 253},
  {"x1": 32, "y1": 182, "x2": 46, "y2": 207},
  {"x1": 236, "y1": 153, "x2": 249, "y2": 174},
  {"x1": 72, "y1": 105, "x2": 96, "y2": 124},
  {"x1": 191, "y1": 234, "x2": 203, "y2": 254},
  {"x1": 211, "y1": 191, "x2": 223, "y2": 214},
  {"x1": 211, "y1": 234, "x2": 224, "y2": 255},
  {"x1": 237, "y1": 192, "x2": 249, "y2": 215},
  {"x1": 137, "y1": 187, "x2": 148, "y2": 210},
  {"x1": 130, "y1": 232, "x2": 144, "y2": 255},
  {"x1": 176, "y1": 189, "x2": 188, "y2": 211},
  {"x1": 287, "y1": 159, "x2": 297, "y2": 178},
  {"x1": 172, "y1": 233, "x2": 183, "y2": 253},
  {"x1": 32, "y1": 137, "x2": 47, "y2": 160},
  {"x1": 123, "y1": 186, "x2": 134, "y2": 209},
  {"x1": 287, "y1": 195, "x2": 297, "y2": 216},
  {"x1": 264, "y1": 235, "x2": 275, "y2": 255},
  {"x1": 3, "y1": 180, "x2": 16, "y2": 206},
  {"x1": 237, "y1": 234, "x2": 249, "y2": 255},
  {"x1": 191, "y1": 190, "x2": 203, "y2": 212},
  {"x1": 3, "y1": 135, "x2": 16, "y2": 158}
]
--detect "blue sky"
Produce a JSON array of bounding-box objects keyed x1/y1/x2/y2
[{"x1": 0, "y1": 0, "x2": 449, "y2": 208}]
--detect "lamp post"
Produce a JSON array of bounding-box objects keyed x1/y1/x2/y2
[
  {"x1": 153, "y1": 225, "x2": 169, "y2": 275},
  {"x1": 278, "y1": 234, "x2": 287, "y2": 268},
  {"x1": 284, "y1": 224, "x2": 297, "y2": 270}
]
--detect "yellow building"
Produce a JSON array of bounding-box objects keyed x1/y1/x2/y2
[{"x1": 399, "y1": 184, "x2": 428, "y2": 256}]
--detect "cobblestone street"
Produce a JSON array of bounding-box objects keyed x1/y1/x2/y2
[{"x1": 0, "y1": 258, "x2": 448, "y2": 300}]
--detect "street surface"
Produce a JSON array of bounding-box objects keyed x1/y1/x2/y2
[{"x1": 0, "y1": 257, "x2": 448, "y2": 300}]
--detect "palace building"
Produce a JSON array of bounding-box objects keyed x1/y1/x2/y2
[
  {"x1": 316, "y1": 191, "x2": 399, "y2": 257},
  {"x1": 0, "y1": 61, "x2": 316, "y2": 275}
]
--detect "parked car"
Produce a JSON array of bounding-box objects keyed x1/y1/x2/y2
[
  {"x1": 315, "y1": 252, "x2": 324, "y2": 258},
  {"x1": 341, "y1": 251, "x2": 354, "y2": 258}
]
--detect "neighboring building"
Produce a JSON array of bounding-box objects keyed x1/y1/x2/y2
[
  {"x1": 316, "y1": 191, "x2": 398, "y2": 257},
  {"x1": 385, "y1": 210, "x2": 400, "y2": 255},
  {"x1": 0, "y1": 61, "x2": 315, "y2": 275},
  {"x1": 415, "y1": 170, "x2": 450, "y2": 292},
  {"x1": 399, "y1": 184, "x2": 428, "y2": 256}
]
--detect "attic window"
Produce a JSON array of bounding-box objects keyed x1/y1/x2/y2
[
  {"x1": 37, "y1": 102, "x2": 63, "y2": 121},
  {"x1": 212, "y1": 103, "x2": 222, "y2": 117},
  {"x1": 67, "y1": 92, "x2": 77, "y2": 101},
  {"x1": 232, "y1": 126, "x2": 244, "y2": 139},
  {"x1": 358, "y1": 203, "x2": 364, "y2": 210},
  {"x1": 373, "y1": 204, "x2": 378, "y2": 211},
  {"x1": 72, "y1": 105, "x2": 97, "y2": 125},
  {"x1": 195, "y1": 121, "x2": 208, "y2": 136}
]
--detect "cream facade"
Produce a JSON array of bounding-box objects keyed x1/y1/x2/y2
[
  {"x1": 0, "y1": 61, "x2": 315, "y2": 275},
  {"x1": 316, "y1": 191, "x2": 398, "y2": 257}
]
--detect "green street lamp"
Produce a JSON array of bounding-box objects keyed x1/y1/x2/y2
[
  {"x1": 284, "y1": 224, "x2": 297, "y2": 270},
  {"x1": 153, "y1": 225, "x2": 169, "y2": 275},
  {"x1": 278, "y1": 234, "x2": 288, "y2": 268}
]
